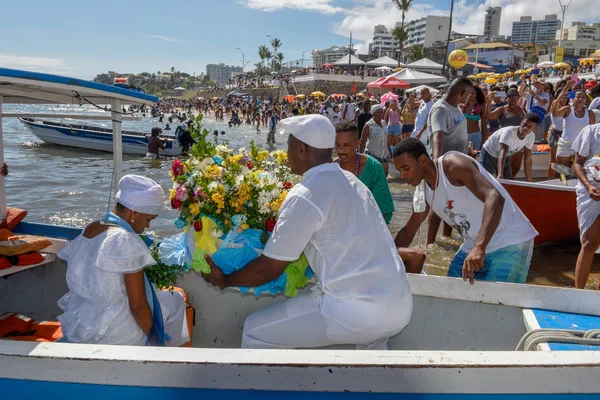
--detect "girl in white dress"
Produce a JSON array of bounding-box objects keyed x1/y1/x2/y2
[{"x1": 57, "y1": 175, "x2": 189, "y2": 346}]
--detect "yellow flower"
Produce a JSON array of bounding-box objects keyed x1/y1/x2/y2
[
  {"x1": 169, "y1": 189, "x2": 176, "y2": 201},
  {"x1": 189, "y1": 202, "x2": 200, "y2": 216},
  {"x1": 256, "y1": 150, "x2": 269, "y2": 163},
  {"x1": 270, "y1": 191, "x2": 288, "y2": 212}
]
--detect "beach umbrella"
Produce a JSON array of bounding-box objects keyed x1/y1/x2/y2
[
  {"x1": 296, "y1": 94, "x2": 306, "y2": 99},
  {"x1": 553, "y1": 62, "x2": 569, "y2": 69},
  {"x1": 484, "y1": 78, "x2": 497, "y2": 85},
  {"x1": 537, "y1": 61, "x2": 555, "y2": 68},
  {"x1": 380, "y1": 92, "x2": 399, "y2": 104},
  {"x1": 322, "y1": 63, "x2": 333, "y2": 68},
  {"x1": 311, "y1": 91, "x2": 326, "y2": 97},
  {"x1": 505, "y1": 71, "x2": 514, "y2": 76},
  {"x1": 356, "y1": 93, "x2": 366, "y2": 98},
  {"x1": 467, "y1": 75, "x2": 476, "y2": 79},
  {"x1": 284, "y1": 95, "x2": 296, "y2": 102},
  {"x1": 579, "y1": 58, "x2": 595, "y2": 65},
  {"x1": 395, "y1": 67, "x2": 403, "y2": 72}
]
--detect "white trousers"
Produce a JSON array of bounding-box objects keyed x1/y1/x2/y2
[
  {"x1": 157, "y1": 290, "x2": 190, "y2": 347},
  {"x1": 241, "y1": 292, "x2": 408, "y2": 350}
]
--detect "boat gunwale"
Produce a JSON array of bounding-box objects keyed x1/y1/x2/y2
[{"x1": 499, "y1": 178, "x2": 576, "y2": 192}]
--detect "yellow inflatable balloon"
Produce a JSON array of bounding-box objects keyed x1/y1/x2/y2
[{"x1": 449, "y1": 50, "x2": 468, "y2": 69}]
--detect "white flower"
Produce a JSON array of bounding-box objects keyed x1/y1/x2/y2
[
  {"x1": 238, "y1": 147, "x2": 246, "y2": 154},
  {"x1": 172, "y1": 181, "x2": 182, "y2": 190},
  {"x1": 235, "y1": 175, "x2": 245, "y2": 186},
  {"x1": 208, "y1": 181, "x2": 219, "y2": 192},
  {"x1": 215, "y1": 145, "x2": 232, "y2": 156},
  {"x1": 223, "y1": 183, "x2": 230, "y2": 193}
]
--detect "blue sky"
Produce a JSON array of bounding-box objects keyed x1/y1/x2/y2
[{"x1": 0, "y1": 0, "x2": 597, "y2": 79}]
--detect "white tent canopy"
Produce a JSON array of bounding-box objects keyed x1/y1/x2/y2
[
  {"x1": 389, "y1": 68, "x2": 447, "y2": 84},
  {"x1": 366, "y1": 56, "x2": 402, "y2": 67},
  {"x1": 333, "y1": 55, "x2": 365, "y2": 66},
  {"x1": 174, "y1": 87, "x2": 187, "y2": 91},
  {"x1": 537, "y1": 61, "x2": 555, "y2": 68},
  {"x1": 375, "y1": 66, "x2": 393, "y2": 71},
  {"x1": 406, "y1": 58, "x2": 444, "y2": 71},
  {"x1": 406, "y1": 84, "x2": 440, "y2": 95}
]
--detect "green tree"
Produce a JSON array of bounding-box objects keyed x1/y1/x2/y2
[
  {"x1": 392, "y1": 0, "x2": 413, "y2": 66},
  {"x1": 409, "y1": 45, "x2": 424, "y2": 62},
  {"x1": 270, "y1": 38, "x2": 283, "y2": 71},
  {"x1": 258, "y1": 45, "x2": 270, "y2": 67},
  {"x1": 392, "y1": 26, "x2": 409, "y2": 63}
]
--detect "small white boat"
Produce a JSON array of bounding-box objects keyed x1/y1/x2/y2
[{"x1": 19, "y1": 117, "x2": 182, "y2": 156}]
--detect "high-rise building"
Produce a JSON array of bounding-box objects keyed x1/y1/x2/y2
[
  {"x1": 206, "y1": 63, "x2": 243, "y2": 85},
  {"x1": 406, "y1": 16, "x2": 451, "y2": 48},
  {"x1": 368, "y1": 24, "x2": 399, "y2": 57},
  {"x1": 311, "y1": 46, "x2": 356, "y2": 68},
  {"x1": 556, "y1": 21, "x2": 600, "y2": 41},
  {"x1": 484, "y1": 7, "x2": 502, "y2": 41},
  {"x1": 511, "y1": 15, "x2": 561, "y2": 45}
]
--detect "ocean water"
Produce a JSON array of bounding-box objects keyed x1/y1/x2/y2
[{"x1": 2, "y1": 104, "x2": 594, "y2": 288}]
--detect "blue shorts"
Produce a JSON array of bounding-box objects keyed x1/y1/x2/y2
[
  {"x1": 402, "y1": 124, "x2": 414, "y2": 134},
  {"x1": 387, "y1": 125, "x2": 401, "y2": 136},
  {"x1": 447, "y1": 239, "x2": 534, "y2": 283},
  {"x1": 468, "y1": 131, "x2": 483, "y2": 151}
]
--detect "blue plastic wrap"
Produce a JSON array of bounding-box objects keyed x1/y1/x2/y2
[{"x1": 158, "y1": 232, "x2": 191, "y2": 268}]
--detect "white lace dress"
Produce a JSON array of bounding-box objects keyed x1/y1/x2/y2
[
  {"x1": 571, "y1": 124, "x2": 600, "y2": 252},
  {"x1": 57, "y1": 228, "x2": 189, "y2": 346}
]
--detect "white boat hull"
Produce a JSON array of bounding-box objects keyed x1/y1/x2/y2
[{"x1": 19, "y1": 118, "x2": 182, "y2": 156}]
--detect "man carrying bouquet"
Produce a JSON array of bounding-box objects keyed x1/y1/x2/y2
[{"x1": 201, "y1": 114, "x2": 413, "y2": 350}]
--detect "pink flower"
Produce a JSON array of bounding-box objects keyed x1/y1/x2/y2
[
  {"x1": 175, "y1": 186, "x2": 189, "y2": 202},
  {"x1": 194, "y1": 188, "x2": 207, "y2": 199}
]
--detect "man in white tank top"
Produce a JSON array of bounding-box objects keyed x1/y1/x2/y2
[{"x1": 393, "y1": 138, "x2": 538, "y2": 284}]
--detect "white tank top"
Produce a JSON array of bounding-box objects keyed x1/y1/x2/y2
[
  {"x1": 418, "y1": 151, "x2": 538, "y2": 253},
  {"x1": 562, "y1": 107, "x2": 590, "y2": 142},
  {"x1": 550, "y1": 114, "x2": 563, "y2": 131}
]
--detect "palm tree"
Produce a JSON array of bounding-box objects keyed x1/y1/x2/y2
[
  {"x1": 276, "y1": 52, "x2": 284, "y2": 71},
  {"x1": 258, "y1": 45, "x2": 270, "y2": 67},
  {"x1": 392, "y1": 0, "x2": 413, "y2": 66},
  {"x1": 392, "y1": 26, "x2": 409, "y2": 64},
  {"x1": 264, "y1": 49, "x2": 273, "y2": 68},
  {"x1": 270, "y1": 38, "x2": 282, "y2": 71},
  {"x1": 410, "y1": 45, "x2": 424, "y2": 62}
]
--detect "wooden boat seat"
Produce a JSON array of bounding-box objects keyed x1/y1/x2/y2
[{"x1": 522, "y1": 308, "x2": 600, "y2": 351}]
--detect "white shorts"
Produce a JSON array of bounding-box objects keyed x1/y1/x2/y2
[{"x1": 556, "y1": 138, "x2": 575, "y2": 158}]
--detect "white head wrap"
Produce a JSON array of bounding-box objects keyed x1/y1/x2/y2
[
  {"x1": 370, "y1": 104, "x2": 384, "y2": 114},
  {"x1": 116, "y1": 175, "x2": 164, "y2": 215},
  {"x1": 279, "y1": 114, "x2": 335, "y2": 149}
]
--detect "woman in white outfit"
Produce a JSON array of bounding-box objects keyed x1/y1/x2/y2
[
  {"x1": 555, "y1": 81, "x2": 596, "y2": 167},
  {"x1": 57, "y1": 175, "x2": 189, "y2": 346},
  {"x1": 360, "y1": 104, "x2": 391, "y2": 176},
  {"x1": 572, "y1": 124, "x2": 600, "y2": 289}
]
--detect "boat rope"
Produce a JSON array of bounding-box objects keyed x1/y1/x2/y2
[
  {"x1": 72, "y1": 91, "x2": 147, "y2": 116},
  {"x1": 516, "y1": 328, "x2": 600, "y2": 351},
  {"x1": 106, "y1": 166, "x2": 115, "y2": 214}
]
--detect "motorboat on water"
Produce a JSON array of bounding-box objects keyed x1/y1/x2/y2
[
  {"x1": 19, "y1": 117, "x2": 182, "y2": 156},
  {"x1": 1, "y1": 67, "x2": 600, "y2": 397}
]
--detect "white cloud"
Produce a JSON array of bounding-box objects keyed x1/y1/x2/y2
[
  {"x1": 0, "y1": 54, "x2": 68, "y2": 69},
  {"x1": 241, "y1": 0, "x2": 600, "y2": 54},
  {"x1": 144, "y1": 34, "x2": 183, "y2": 43},
  {"x1": 239, "y1": 0, "x2": 344, "y2": 14}
]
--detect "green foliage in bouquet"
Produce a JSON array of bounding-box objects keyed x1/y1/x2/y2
[{"x1": 145, "y1": 242, "x2": 187, "y2": 290}]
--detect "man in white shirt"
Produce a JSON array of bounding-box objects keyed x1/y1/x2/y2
[
  {"x1": 201, "y1": 114, "x2": 412, "y2": 350},
  {"x1": 411, "y1": 88, "x2": 434, "y2": 145},
  {"x1": 481, "y1": 113, "x2": 540, "y2": 182},
  {"x1": 393, "y1": 138, "x2": 538, "y2": 284},
  {"x1": 342, "y1": 100, "x2": 356, "y2": 121}
]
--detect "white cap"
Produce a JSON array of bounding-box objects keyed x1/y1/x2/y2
[
  {"x1": 116, "y1": 175, "x2": 165, "y2": 215},
  {"x1": 370, "y1": 104, "x2": 384, "y2": 114},
  {"x1": 280, "y1": 114, "x2": 335, "y2": 149}
]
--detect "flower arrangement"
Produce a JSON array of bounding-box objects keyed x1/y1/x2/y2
[{"x1": 162, "y1": 114, "x2": 311, "y2": 297}]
